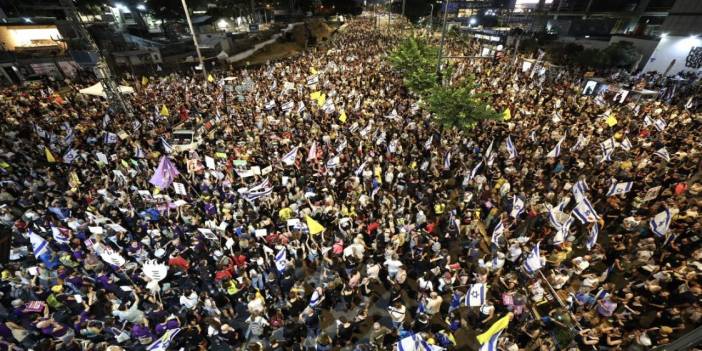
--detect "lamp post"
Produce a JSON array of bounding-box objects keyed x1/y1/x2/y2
[
  {"x1": 435, "y1": 0, "x2": 450, "y2": 84},
  {"x1": 180, "y1": 0, "x2": 208, "y2": 82},
  {"x1": 428, "y1": 3, "x2": 434, "y2": 36}
]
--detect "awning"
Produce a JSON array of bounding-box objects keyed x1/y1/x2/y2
[{"x1": 78, "y1": 82, "x2": 134, "y2": 98}]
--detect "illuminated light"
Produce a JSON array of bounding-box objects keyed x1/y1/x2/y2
[
  {"x1": 217, "y1": 19, "x2": 228, "y2": 30},
  {"x1": 136, "y1": 4, "x2": 146, "y2": 10},
  {"x1": 585, "y1": 35, "x2": 590, "y2": 38},
  {"x1": 23, "y1": 17, "x2": 32, "y2": 23},
  {"x1": 469, "y1": 18, "x2": 477, "y2": 25},
  {"x1": 660, "y1": 32, "x2": 668, "y2": 38}
]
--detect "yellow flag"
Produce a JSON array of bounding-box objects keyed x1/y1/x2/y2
[
  {"x1": 316, "y1": 94, "x2": 326, "y2": 107},
  {"x1": 207, "y1": 74, "x2": 214, "y2": 83},
  {"x1": 310, "y1": 67, "x2": 317, "y2": 75},
  {"x1": 121, "y1": 160, "x2": 130, "y2": 168},
  {"x1": 160, "y1": 105, "x2": 170, "y2": 117},
  {"x1": 310, "y1": 91, "x2": 321, "y2": 101},
  {"x1": 45, "y1": 147, "x2": 56, "y2": 163},
  {"x1": 141, "y1": 76, "x2": 149, "y2": 86},
  {"x1": 215, "y1": 152, "x2": 227, "y2": 159},
  {"x1": 68, "y1": 171, "x2": 81, "y2": 188},
  {"x1": 502, "y1": 108, "x2": 512, "y2": 121},
  {"x1": 476, "y1": 313, "x2": 511, "y2": 344},
  {"x1": 605, "y1": 114, "x2": 617, "y2": 127},
  {"x1": 339, "y1": 111, "x2": 347, "y2": 123},
  {"x1": 305, "y1": 216, "x2": 325, "y2": 235}
]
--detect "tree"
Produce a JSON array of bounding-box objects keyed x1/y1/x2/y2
[
  {"x1": 426, "y1": 77, "x2": 501, "y2": 131},
  {"x1": 389, "y1": 36, "x2": 439, "y2": 95},
  {"x1": 600, "y1": 41, "x2": 640, "y2": 69}
]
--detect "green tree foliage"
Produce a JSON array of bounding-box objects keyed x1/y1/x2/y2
[
  {"x1": 426, "y1": 77, "x2": 501, "y2": 130},
  {"x1": 389, "y1": 37, "x2": 501, "y2": 131}
]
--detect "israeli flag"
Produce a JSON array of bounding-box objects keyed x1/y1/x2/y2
[
  {"x1": 388, "y1": 139, "x2": 399, "y2": 153},
  {"x1": 336, "y1": 139, "x2": 348, "y2": 153},
  {"x1": 424, "y1": 135, "x2": 433, "y2": 150},
  {"x1": 643, "y1": 115, "x2": 654, "y2": 127},
  {"x1": 510, "y1": 195, "x2": 525, "y2": 218},
  {"x1": 297, "y1": 101, "x2": 306, "y2": 114},
  {"x1": 322, "y1": 100, "x2": 335, "y2": 114},
  {"x1": 654, "y1": 147, "x2": 670, "y2": 162},
  {"x1": 491, "y1": 220, "x2": 504, "y2": 246},
  {"x1": 275, "y1": 248, "x2": 288, "y2": 273},
  {"x1": 306, "y1": 75, "x2": 319, "y2": 86},
  {"x1": 470, "y1": 161, "x2": 483, "y2": 180},
  {"x1": 326, "y1": 156, "x2": 340, "y2": 169},
  {"x1": 484, "y1": 139, "x2": 494, "y2": 159},
  {"x1": 571, "y1": 134, "x2": 588, "y2": 151},
  {"x1": 653, "y1": 118, "x2": 667, "y2": 131},
  {"x1": 160, "y1": 137, "x2": 172, "y2": 154},
  {"x1": 572, "y1": 197, "x2": 600, "y2": 224},
  {"x1": 309, "y1": 289, "x2": 323, "y2": 308},
  {"x1": 281, "y1": 101, "x2": 294, "y2": 113},
  {"x1": 135, "y1": 147, "x2": 146, "y2": 159},
  {"x1": 586, "y1": 223, "x2": 599, "y2": 251},
  {"x1": 506, "y1": 136, "x2": 518, "y2": 159},
  {"x1": 359, "y1": 124, "x2": 372, "y2": 137},
  {"x1": 572, "y1": 180, "x2": 589, "y2": 204},
  {"x1": 606, "y1": 180, "x2": 633, "y2": 197},
  {"x1": 479, "y1": 330, "x2": 503, "y2": 351},
  {"x1": 548, "y1": 199, "x2": 570, "y2": 229},
  {"x1": 63, "y1": 148, "x2": 79, "y2": 164},
  {"x1": 545, "y1": 136, "x2": 565, "y2": 158},
  {"x1": 29, "y1": 230, "x2": 49, "y2": 257},
  {"x1": 104, "y1": 132, "x2": 118, "y2": 144},
  {"x1": 600, "y1": 138, "x2": 616, "y2": 162},
  {"x1": 51, "y1": 226, "x2": 70, "y2": 244},
  {"x1": 466, "y1": 283, "x2": 486, "y2": 307},
  {"x1": 649, "y1": 208, "x2": 672, "y2": 237},
  {"x1": 523, "y1": 242, "x2": 542, "y2": 273},
  {"x1": 620, "y1": 137, "x2": 632, "y2": 151},
  {"x1": 281, "y1": 146, "x2": 299, "y2": 166},
  {"x1": 553, "y1": 216, "x2": 573, "y2": 245},
  {"x1": 355, "y1": 161, "x2": 367, "y2": 176},
  {"x1": 264, "y1": 100, "x2": 276, "y2": 111},
  {"x1": 443, "y1": 152, "x2": 451, "y2": 170}
]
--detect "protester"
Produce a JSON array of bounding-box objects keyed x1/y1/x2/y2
[{"x1": 0, "y1": 15, "x2": 700, "y2": 351}]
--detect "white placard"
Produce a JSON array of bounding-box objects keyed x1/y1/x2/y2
[
  {"x1": 173, "y1": 200, "x2": 188, "y2": 207},
  {"x1": 205, "y1": 156, "x2": 216, "y2": 170},
  {"x1": 88, "y1": 226, "x2": 104, "y2": 234},
  {"x1": 255, "y1": 228, "x2": 267, "y2": 238},
  {"x1": 173, "y1": 182, "x2": 187, "y2": 195},
  {"x1": 250, "y1": 166, "x2": 261, "y2": 175},
  {"x1": 96, "y1": 152, "x2": 109, "y2": 164},
  {"x1": 261, "y1": 165, "x2": 273, "y2": 175}
]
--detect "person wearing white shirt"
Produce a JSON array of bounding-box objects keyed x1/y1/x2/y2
[
  {"x1": 384, "y1": 254, "x2": 403, "y2": 279},
  {"x1": 387, "y1": 301, "x2": 406, "y2": 329},
  {"x1": 179, "y1": 289, "x2": 198, "y2": 310}
]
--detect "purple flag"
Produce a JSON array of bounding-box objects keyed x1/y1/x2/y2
[{"x1": 149, "y1": 156, "x2": 180, "y2": 189}]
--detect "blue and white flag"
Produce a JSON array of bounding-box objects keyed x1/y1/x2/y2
[
  {"x1": 523, "y1": 242, "x2": 542, "y2": 273},
  {"x1": 388, "y1": 139, "x2": 399, "y2": 154},
  {"x1": 51, "y1": 226, "x2": 70, "y2": 244},
  {"x1": 135, "y1": 147, "x2": 146, "y2": 159},
  {"x1": 104, "y1": 132, "x2": 118, "y2": 144},
  {"x1": 505, "y1": 136, "x2": 518, "y2": 159},
  {"x1": 606, "y1": 180, "x2": 633, "y2": 197},
  {"x1": 572, "y1": 180, "x2": 589, "y2": 204},
  {"x1": 160, "y1": 137, "x2": 172, "y2": 154},
  {"x1": 355, "y1": 161, "x2": 367, "y2": 176},
  {"x1": 586, "y1": 223, "x2": 599, "y2": 250},
  {"x1": 553, "y1": 216, "x2": 573, "y2": 245},
  {"x1": 571, "y1": 134, "x2": 588, "y2": 151},
  {"x1": 643, "y1": 115, "x2": 654, "y2": 127},
  {"x1": 484, "y1": 139, "x2": 494, "y2": 159},
  {"x1": 620, "y1": 137, "x2": 632, "y2": 151},
  {"x1": 654, "y1": 118, "x2": 667, "y2": 131},
  {"x1": 397, "y1": 333, "x2": 442, "y2": 351},
  {"x1": 548, "y1": 199, "x2": 570, "y2": 229},
  {"x1": 281, "y1": 147, "x2": 298, "y2": 166},
  {"x1": 29, "y1": 230, "x2": 49, "y2": 257},
  {"x1": 275, "y1": 248, "x2": 288, "y2": 272},
  {"x1": 147, "y1": 328, "x2": 181, "y2": 351},
  {"x1": 654, "y1": 147, "x2": 670, "y2": 162},
  {"x1": 545, "y1": 136, "x2": 565, "y2": 158},
  {"x1": 371, "y1": 178, "x2": 381, "y2": 199},
  {"x1": 297, "y1": 101, "x2": 306, "y2": 114},
  {"x1": 264, "y1": 100, "x2": 276, "y2": 111},
  {"x1": 424, "y1": 135, "x2": 433, "y2": 150},
  {"x1": 466, "y1": 283, "x2": 486, "y2": 307},
  {"x1": 572, "y1": 197, "x2": 599, "y2": 224},
  {"x1": 336, "y1": 139, "x2": 348, "y2": 153},
  {"x1": 306, "y1": 75, "x2": 319, "y2": 86},
  {"x1": 510, "y1": 195, "x2": 525, "y2": 218},
  {"x1": 479, "y1": 329, "x2": 502, "y2": 351},
  {"x1": 63, "y1": 148, "x2": 79, "y2": 164},
  {"x1": 491, "y1": 220, "x2": 504, "y2": 246},
  {"x1": 326, "y1": 156, "x2": 340, "y2": 169},
  {"x1": 281, "y1": 101, "x2": 294, "y2": 113},
  {"x1": 470, "y1": 161, "x2": 483, "y2": 180},
  {"x1": 649, "y1": 208, "x2": 672, "y2": 237},
  {"x1": 443, "y1": 152, "x2": 451, "y2": 170}
]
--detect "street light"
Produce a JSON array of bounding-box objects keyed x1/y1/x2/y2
[
  {"x1": 136, "y1": 4, "x2": 146, "y2": 10},
  {"x1": 436, "y1": 0, "x2": 450, "y2": 83},
  {"x1": 180, "y1": 0, "x2": 208, "y2": 82}
]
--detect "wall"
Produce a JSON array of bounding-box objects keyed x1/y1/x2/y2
[
  {"x1": 0, "y1": 25, "x2": 64, "y2": 51},
  {"x1": 662, "y1": 0, "x2": 702, "y2": 37},
  {"x1": 609, "y1": 35, "x2": 660, "y2": 70},
  {"x1": 643, "y1": 35, "x2": 702, "y2": 75}
]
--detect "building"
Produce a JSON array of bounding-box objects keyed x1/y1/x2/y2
[{"x1": 642, "y1": 0, "x2": 702, "y2": 75}]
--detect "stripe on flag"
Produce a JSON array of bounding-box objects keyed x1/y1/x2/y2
[
  {"x1": 506, "y1": 136, "x2": 518, "y2": 159},
  {"x1": 281, "y1": 147, "x2": 298, "y2": 166},
  {"x1": 572, "y1": 197, "x2": 600, "y2": 224},
  {"x1": 523, "y1": 241, "x2": 542, "y2": 273},
  {"x1": 606, "y1": 180, "x2": 633, "y2": 197},
  {"x1": 654, "y1": 147, "x2": 670, "y2": 162},
  {"x1": 649, "y1": 208, "x2": 672, "y2": 237}
]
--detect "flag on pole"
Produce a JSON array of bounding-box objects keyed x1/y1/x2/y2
[
  {"x1": 275, "y1": 248, "x2": 287, "y2": 273},
  {"x1": 62, "y1": 149, "x2": 79, "y2": 164},
  {"x1": 160, "y1": 105, "x2": 170, "y2": 117},
  {"x1": 424, "y1": 135, "x2": 433, "y2": 150},
  {"x1": 545, "y1": 136, "x2": 565, "y2": 158},
  {"x1": 45, "y1": 147, "x2": 56, "y2": 163},
  {"x1": 160, "y1": 137, "x2": 173, "y2": 154},
  {"x1": 548, "y1": 199, "x2": 570, "y2": 229},
  {"x1": 653, "y1": 118, "x2": 667, "y2": 131},
  {"x1": 505, "y1": 136, "x2": 518, "y2": 159},
  {"x1": 649, "y1": 208, "x2": 672, "y2": 238},
  {"x1": 466, "y1": 283, "x2": 486, "y2": 307},
  {"x1": 326, "y1": 156, "x2": 340, "y2": 169},
  {"x1": 502, "y1": 108, "x2": 511, "y2": 121},
  {"x1": 281, "y1": 147, "x2": 299, "y2": 166},
  {"x1": 553, "y1": 216, "x2": 573, "y2": 245},
  {"x1": 510, "y1": 195, "x2": 525, "y2": 218},
  {"x1": 476, "y1": 314, "x2": 511, "y2": 344},
  {"x1": 654, "y1": 147, "x2": 670, "y2": 162},
  {"x1": 479, "y1": 330, "x2": 503, "y2": 351},
  {"x1": 571, "y1": 134, "x2": 588, "y2": 151},
  {"x1": 51, "y1": 226, "x2": 70, "y2": 244},
  {"x1": 484, "y1": 139, "x2": 494, "y2": 159},
  {"x1": 606, "y1": 180, "x2": 633, "y2": 197},
  {"x1": 149, "y1": 156, "x2": 180, "y2": 189},
  {"x1": 355, "y1": 161, "x2": 367, "y2": 176},
  {"x1": 586, "y1": 223, "x2": 599, "y2": 250},
  {"x1": 305, "y1": 216, "x2": 325, "y2": 235},
  {"x1": 339, "y1": 110, "x2": 348, "y2": 123},
  {"x1": 620, "y1": 137, "x2": 632, "y2": 151},
  {"x1": 443, "y1": 152, "x2": 451, "y2": 170},
  {"x1": 491, "y1": 220, "x2": 504, "y2": 246},
  {"x1": 523, "y1": 242, "x2": 542, "y2": 274},
  {"x1": 29, "y1": 230, "x2": 49, "y2": 257},
  {"x1": 470, "y1": 161, "x2": 483, "y2": 180},
  {"x1": 572, "y1": 197, "x2": 599, "y2": 224},
  {"x1": 572, "y1": 180, "x2": 588, "y2": 204}
]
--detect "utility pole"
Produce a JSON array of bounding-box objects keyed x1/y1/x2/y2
[
  {"x1": 428, "y1": 4, "x2": 434, "y2": 37},
  {"x1": 58, "y1": 0, "x2": 133, "y2": 117},
  {"x1": 181, "y1": 0, "x2": 208, "y2": 82},
  {"x1": 436, "y1": 0, "x2": 450, "y2": 84},
  {"x1": 402, "y1": 0, "x2": 406, "y2": 19}
]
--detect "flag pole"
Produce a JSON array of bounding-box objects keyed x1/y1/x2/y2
[{"x1": 180, "y1": 0, "x2": 208, "y2": 83}]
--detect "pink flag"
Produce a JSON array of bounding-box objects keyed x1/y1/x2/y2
[
  {"x1": 149, "y1": 156, "x2": 180, "y2": 189},
  {"x1": 307, "y1": 142, "x2": 317, "y2": 162}
]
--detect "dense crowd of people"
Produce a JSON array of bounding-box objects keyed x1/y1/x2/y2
[{"x1": 0, "y1": 16, "x2": 700, "y2": 351}]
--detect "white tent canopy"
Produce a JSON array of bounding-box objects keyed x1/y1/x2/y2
[{"x1": 78, "y1": 82, "x2": 135, "y2": 98}]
